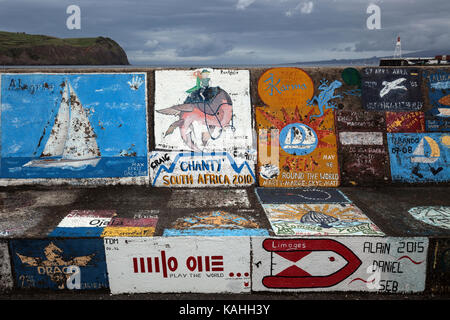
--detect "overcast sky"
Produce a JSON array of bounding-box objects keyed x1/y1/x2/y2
[{"x1": 0, "y1": 0, "x2": 449, "y2": 65}]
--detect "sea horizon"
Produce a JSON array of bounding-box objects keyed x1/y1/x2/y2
[{"x1": 0, "y1": 156, "x2": 148, "y2": 179}]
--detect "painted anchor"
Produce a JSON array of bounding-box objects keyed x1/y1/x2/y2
[{"x1": 307, "y1": 79, "x2": 343, "y2": 121}]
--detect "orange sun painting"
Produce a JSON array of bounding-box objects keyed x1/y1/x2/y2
[
  {"x1": 262, "y1": 203, "x2": 384, "y2": 236},
  {"x1": 256, "y1": 68, "x2": 340, "y2": 188}
]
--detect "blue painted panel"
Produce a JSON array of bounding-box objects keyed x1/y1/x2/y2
[
  {"x1": 10, "y1": 239, "x2": 108, "y2": 290},
  {"x1": 387, "y1": 133, "x2": 450, "y2": 182},
  {"x1": 1, "y1": 73, "x2": 148, "y2": 179},
  {"x1": 424, "y1": 69, "x2": 450, "y2": 132},
  {"x1": 48, "y1": 227, "x2": 105, "y2": 238}
]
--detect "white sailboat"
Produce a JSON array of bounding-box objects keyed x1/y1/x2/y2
[
  {"x1": 23, "y1": 81, "x2": 101, "y2": 168},
  {"x1": 283, "y1": 126, "x2": 316, "y2": 149}
]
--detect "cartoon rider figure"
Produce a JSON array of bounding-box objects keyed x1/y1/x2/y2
[{"x1": 186, "y1": 69, "x2": 211, "y2": 102}]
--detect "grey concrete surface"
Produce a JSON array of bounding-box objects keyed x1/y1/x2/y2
[
  {"x1": 0, "y1": 185, "x2": 449, "y2": 300},
  {"x1": 1, "y1": 185, "x2": 449, "y2": 238}
]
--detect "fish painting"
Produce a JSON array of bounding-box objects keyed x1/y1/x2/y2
[{"x1": 300, "y1": 210, "x2": 339, "y2": 228}]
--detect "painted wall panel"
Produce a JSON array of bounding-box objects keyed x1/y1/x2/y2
[
  {"x1": 336, "y1": 110, "x2": 385, "y2": 132},
  {"x1": 361, "y1": 68, "x2": 423, "y2": 111},
  {"x1": 335, "y1": 110, "x2": 389, "y2": 185},
  {"x1": 149, "y1": 151, "x2": 255, "y2": 187},
  {"x1": 101, "y1": 217, "x2": 158, "y2": 237},
  {"x1": 385, "y1": 111, "x2": 425, "y2": 133},
  {"x1": 256, "y1": 68, "x2": 340, "y2": 188},
  {"x1": 48, "y1": 210, "x2": 116, "y2": 237},
  {"x1": 10, "y1": 239, "x2": 108, "y2": 290},
  {"x1": 104, "y1": 236, "x2": 251, "y2": 294},
  {"x1": 423, "y1": 69, "x2": 450, "y2": 131},
  {"x1": 251, "y1": 237, "x2": 428, "y2": 293},
  {"x1": 408, "y1": 206, "x2": 450, "y2": 230},
  {"x1": 0, "y1": 73, "x2": 148, "y2": 184},
  {"x1": 339, "y1": 132, "x2": 383, "y2": 145},
  {"x1": 261, "y1": 203, "x2": 384, "y2": 236},
  {"x1": 154, "y1": 69, "x2": 253, "y2": 154},
  {"x1": 387, "y1": 133, "x2": 449, "y2": 182},
  {"x1": 163, "y1": 210, "x2": 269, "y2": 236}
]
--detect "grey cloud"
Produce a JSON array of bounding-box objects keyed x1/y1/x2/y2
[
  {"x1": 176, "y1": 36, "x2": 234, "y2": 58},
  {"x1": 0, "y1": 0, "x2": 449, "y2": 64}
]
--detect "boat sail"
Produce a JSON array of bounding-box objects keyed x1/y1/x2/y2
[
  {"x1": 410, "y1": 136, "x2": 440, "y2": 164},
  {"x1": 23, "y1": 81, "x2": 101, "y2": 168},
  {"x1": 283, "y1": 126, "x2": 315, "y2": 149}
]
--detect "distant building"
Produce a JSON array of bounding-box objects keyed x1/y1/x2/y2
[{"x1": 380, "y1": 55, "x2": 450, "y2": 66}]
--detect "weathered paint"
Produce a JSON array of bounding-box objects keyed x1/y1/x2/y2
[
  {"x1": 251, "y1": 237, "x2": 428, "y2": 293},
  {"x1": 262, "y1": 203, "x2": 384, "y2": 236},
  {"x1": 361, "y1": 68, "x2": 423, "y2": 111},
  {"x1": 337, "y1": 131, "x2": 389, "y2": 186},
  {"x1": 10, "y1": 239, "x2": 108, "y2": 290},
  {"x1": 154, "y1": 69, "x2": 253, "y2": 154},
  {"x1": 336, "y1": 110, "x2": 385, "y2": 132},
  {"x1": 104, "y1": 236, "x2": 251, "y2": 294},
  {"x1": 49, "y1": 210, "x2": 116, "y2": 237},
  {"x1": 0, "y1": 73, "x2": 149, "y2": 185},
  {"x1": 424, "y1": 69, "x2": 450, "y2": 131},
  {"x1": 408, "y1": 206, "x2": 450, "y2": 230},
  {"x1": 335, "y1": 110, "x2": 389, "y2": 185},
  {"x1": 255, "y1": 187, "x2": 350, "y2": 204},
  {"x1": 338, "y1": 144, "x2": 389, "y2": 186},
  {"x1": 168, "y1": 189, "x2": 251, "y2": 208},
  {"x1": 163, "y1": 210, "x2": 269, "y2": 236},
  {"x1": 385, "y1": 111, "x2": 425, "y2": 133},
  {"x1": 387, "y1": 133, "x2": 449, "y2": 182},
  {"x1": 0, "y1": 241, "x2": 13, "y2": 292},
  {"x1": 150, "y1": 151, "x2": 256, "y2": 187},
  {"x1": 429, "y1": 239, "x2": 450, "y2": 293},
  {"x1": 339, "y1": 132, "x2": 383, "y2": 145},
  {"x1": 101, "y1": 217, "x2": 158, "y2": 237}
]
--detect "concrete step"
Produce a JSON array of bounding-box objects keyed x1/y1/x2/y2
[{"x1": 0, "y1": 186, "x2": 449, "y2": 296}]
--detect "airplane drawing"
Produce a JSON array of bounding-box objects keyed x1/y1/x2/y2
[{"x1": 379, "y1": 78, "x2": 407, "y2": 98}]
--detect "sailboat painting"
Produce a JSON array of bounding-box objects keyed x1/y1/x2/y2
[
  {"x1": 387, "y1": 133, "x2": 449, "y2": 183},
  {"x1": 0, "y1": 73, "x2": 148, "y2": 181}
]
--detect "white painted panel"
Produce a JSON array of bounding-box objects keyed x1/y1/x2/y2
[
  {"x1": 149, "y1": 151, "x2": 255, "y2": 187},
  {"x1": 154, "y1": 69, "x2": 253, "y2": 153},
  {"x1": 105, "y1": 236, "x2": 251, "y2": 294},
  {"x1": 251, "y1": 236, "x2": 428, "y2": 293}
]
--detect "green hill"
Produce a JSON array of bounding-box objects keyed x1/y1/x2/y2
[{"x1": 0, "y1": 31, "x2": 129, "y2": 65}]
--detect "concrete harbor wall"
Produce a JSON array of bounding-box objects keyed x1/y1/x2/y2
[{"x1": 0, "y1": 66, "x2": 449, "y2": 295}]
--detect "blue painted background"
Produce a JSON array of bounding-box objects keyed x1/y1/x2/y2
[
  {"x1": 387, "y1": 133, "x2": 449, "y2": 182},
  {"x1": 424, "y1": 69, "x2": 450, "y2": 132},
  {"x1": 1, "y1": 73, "x2": 148, "y2": 179},
  {"x1": 10, "y1": 239, "x2": 108, "y2": 290}
]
